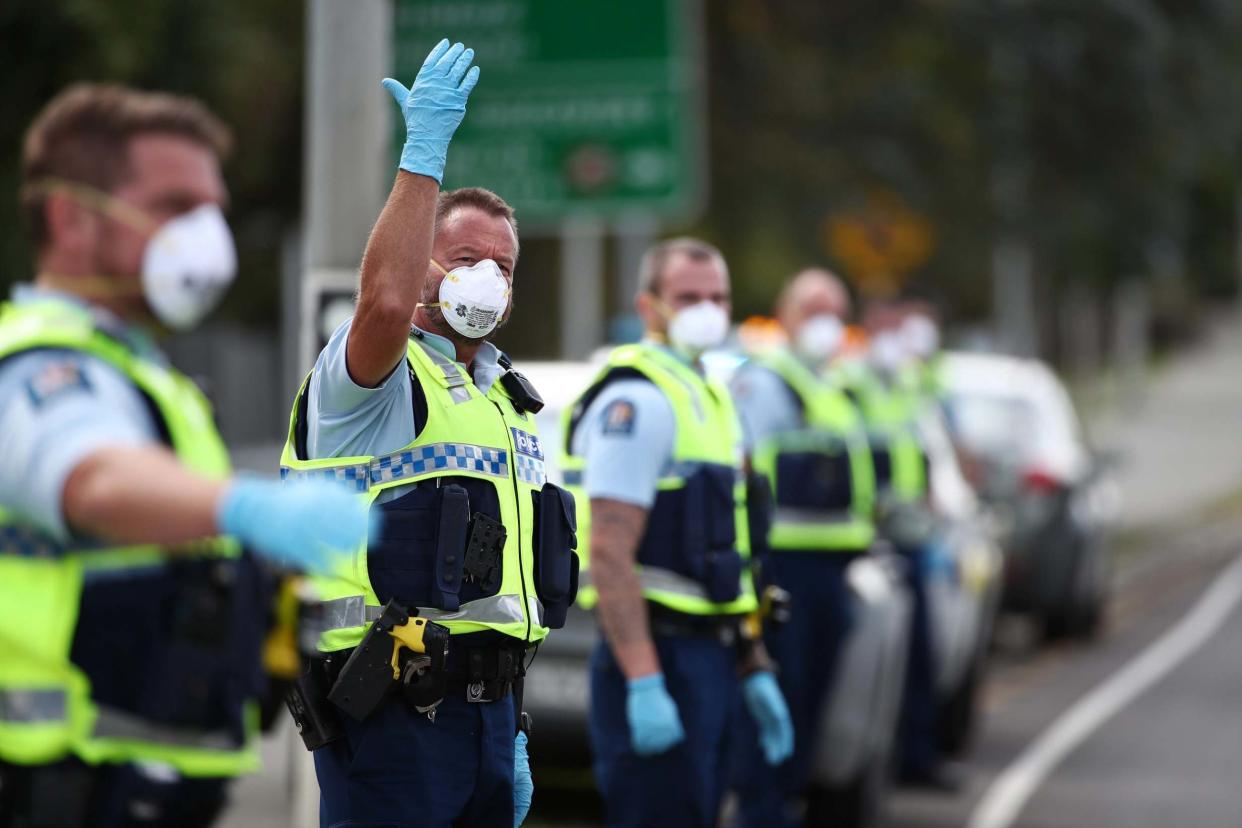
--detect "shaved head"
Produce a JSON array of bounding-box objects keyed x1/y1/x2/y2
[{"x1": 775, "y1": 268, "x2": 852, "y2": 334}]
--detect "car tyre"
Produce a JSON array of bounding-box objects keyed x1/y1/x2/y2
[
  {"x1": 805, "y1": 750, "x2": 889, "y2": 828},
  {"x1": 937, "y1": 651, "x2": 984, "y2": 758},
  {"x1": 1045, "y1": 542, "x2": 1109, "y2": 641}
]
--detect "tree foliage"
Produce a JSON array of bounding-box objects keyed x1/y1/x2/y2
[
  {"x1": 695, "y1": 0, "x2": 1242, "y2": 342},
  {"x1": 3, "y1": 0, "x2": 1242, "y2": 354}
]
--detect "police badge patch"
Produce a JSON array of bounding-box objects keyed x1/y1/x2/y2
[
  {"x1": 601, "y1": 399, "x2": 636, "y2": 435},
  {"x1": 25, "y1": 360, "x2": 92, "y2": 408}
]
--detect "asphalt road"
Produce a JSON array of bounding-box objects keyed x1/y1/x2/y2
[{"x1": 886, "y1": 514, "x2": 1242, "y2": 828}]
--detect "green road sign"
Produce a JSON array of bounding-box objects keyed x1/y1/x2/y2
[{"x1": 393, "y1": 0, "x2": 704, "y2": 223}]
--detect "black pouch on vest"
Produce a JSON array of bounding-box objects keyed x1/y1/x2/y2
[
  {"x1": 774, "y1": 444, "x2": 854, "y2": 512},
  {"x1": 285, "y1": 656, "x2": 343, "y2": 750},
  {"x1": 531, "y1": 483, "x2": 580, "y2": 628},
  {"x1": 75, "y1": 554, "x2": 264, "y2": 741},
  {"x1": 686, "y1": 467, "x2": 743, "y2": 604},
  {"x1": 745, "y1": 471, "x2": 774, "y2": 564},
  {"x1": 869, "y1": 436, "x2": 894, "y2": 491},
  {"x1": 432, "y1": 485, "x2": 471, "y2": 611}
]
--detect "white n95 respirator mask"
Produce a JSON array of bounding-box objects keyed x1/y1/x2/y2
[
  {"x1": 795, "y1": 314, "x2": 845, "y2": 361},
  {"x1": 424, "y1": 259, "x2": 511, "y2": 339},
  {"x1": 142, "y1": 204, "x2": 237, "y2": 330},
  {"x1": 902, "y1": 315, "x2": 940, "y2": 359},
  {"x1": 667, "y1": 300, "x2": 730, "y2": 355},
  {"x1": 870, "y1": 331, "x2": 907, "y2": 374}
]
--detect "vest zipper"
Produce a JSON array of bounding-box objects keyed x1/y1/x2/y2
[{"x1": 491, "y1": 399, "x2": 532, "y2": 644}]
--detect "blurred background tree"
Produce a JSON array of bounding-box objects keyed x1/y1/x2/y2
[{"x1": 4, "y1": 0, "x2": 1242, "y2": 364}]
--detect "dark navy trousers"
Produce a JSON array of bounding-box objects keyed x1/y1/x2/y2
[
  {"x1": 589, "y1": 633, "x2": 738, "y2": 828},
  {"x1": 314, "y1": 692, "x2": 515, "y2": 828},
  {"x1": 732, "y1": 552, "x2": 856, "y2": 828}
]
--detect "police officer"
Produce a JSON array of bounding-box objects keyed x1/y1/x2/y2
[
  {"x1": 728, "y1": 269, "x2": 876, "y2": 826},
  {"x1": 898, "y1": 302, "x2": 946, "y2": 401},
  {"x1": 279, "y1": 40, "x2": 578, "y2": 827},
  {"x1": 849, "y1": 303, "x2": 955, "y2": 789},
  {"x1": 0, "y1": 84, "x2": 371, "y2": 827},
  {"x1": 562, "y1": 238, "x2": 794, "y2": 828}
]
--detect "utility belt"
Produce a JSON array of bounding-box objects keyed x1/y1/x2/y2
[
  {"x1": 646, "y1": 602, "x2": 745, "y2": 646},
  {"x1": 645, "y1": 584, "x2": 793, "y2": 678},
  {"x1": 285, "y1": 599, "x2": 528, "y2": 751}
]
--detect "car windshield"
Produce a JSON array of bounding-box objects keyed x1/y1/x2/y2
[{"x1": 945, "y1": 394, "x2": 1041, "y2": 463}]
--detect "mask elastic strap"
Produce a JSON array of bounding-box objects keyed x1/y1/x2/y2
[
  {"x1": 28, "y1": 178, "x2": 158, "y2": 234},
  {"x1": 417, "y1": 260, "x2": 453, "y2": 312}
]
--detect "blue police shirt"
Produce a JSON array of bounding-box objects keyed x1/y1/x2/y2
[
  {"x1": 729, "y1": 359, "x2": 804, "y2": 453},
  {"x1": 307, "y1": 318, "x2": 505, "y2": 504},
  {"x1": 0, "y1": 285, "x2": 162, "y2": 540},
  {"x1": 568, "y1": 342, "x2": 686, "y2": 509}
]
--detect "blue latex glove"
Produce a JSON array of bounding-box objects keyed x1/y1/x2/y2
[
  {"x1": 217, "y1": 477, "x2": 378, "y2": 574},
  {"x1": 743, "y1": 671, "x2": 794, "y2": 766},
  {"x1": 626, "y1": 673, "x2": 685, "y2": 756},
  {"x1": 513, "y1": 731, "x2": 533, "y2": 827},
  {"x1": 382, "y1": 38, "x2": 480, "y2": 182}
]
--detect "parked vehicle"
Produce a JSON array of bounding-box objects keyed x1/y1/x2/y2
[{"x1": 941, "y1": 352, "x2": 1120, "y2": 639}]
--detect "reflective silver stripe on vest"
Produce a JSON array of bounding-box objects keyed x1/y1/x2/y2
[
  {"x1": 282, "y1": 442, "x2": 509, "y2": 492},
  {"x1": 637, "y1": 566, "x2": 712, "y2": 601},
  {"x1": 0, "y1": 688, "x2": 66, "y2": 723},
  {"x1": 579, "y1": 566, "x2": 715, "y2": 601},
  {"x1": 92, "y1": 707, "x2": 243, "y2": 752},
  {"x1": 414, "y1": 338, "x2": 472, "y2": 404},
  {"x1": 314, "y1": 593, "x2": 528, "y2": 633}
]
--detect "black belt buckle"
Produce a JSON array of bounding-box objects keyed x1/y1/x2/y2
[{"x1": 465, "y1": 678, "x2": 511, "y2": 703}]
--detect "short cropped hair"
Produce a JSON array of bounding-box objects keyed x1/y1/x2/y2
[
  {"x1": 435, "y1": 187, "x2": 519, "y2": 253},
  {"x1": 637, "y1": 237, "x2": 728, "y2": 296},
  {"x1": 21, "y1": 83, "x2": 232, "y2": 250}
]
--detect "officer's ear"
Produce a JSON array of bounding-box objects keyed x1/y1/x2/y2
[
  {"x1": 635, "y1": 290, "x2": 663, "y2": 333},
  {"x1": 43, "y1": 190, "x2": 95, "y2": 254}
]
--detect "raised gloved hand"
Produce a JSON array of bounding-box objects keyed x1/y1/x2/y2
[
  {"x1": 513, "y1": 731, "x2": 533, "y2": 827},
  {"x1": 217, "y1": 477, "x2": 378, "y2": 574},
  {"x1": 382, "y1": 38, "x2": 480, "y2": 182},
  {"x1": 743, "y1": 670, "x2": 794, "y2": 765},
  {"x1": 626, "y1": 673, "x2": 685, "y2": 756}
]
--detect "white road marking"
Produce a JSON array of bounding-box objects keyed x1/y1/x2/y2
[{"x1": 967, "y1": 552, "x2": 1242, "y2": 828}]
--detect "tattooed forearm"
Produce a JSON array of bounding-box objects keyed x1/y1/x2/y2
[{"x1": 590, "y1": 497, "x2": 661, "y2": 679}]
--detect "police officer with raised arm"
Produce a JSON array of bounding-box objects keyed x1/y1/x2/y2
[
  {"x1": 562, "y1": 238, "x2": 794, "y2": 828},
  {"x1": 0, "y1": 84, "x2": 372, "y2": 827},
  {"x1": 728, "y1": 269, "x2": 877, "y2": 826},
  {"x1": 278, "y1": 40, "x2": 578, "y2": 827}
]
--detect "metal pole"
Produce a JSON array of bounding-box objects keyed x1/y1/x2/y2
[
  {"x1": 559, "y1": 216, "x2": 607, "y2": 359},
  {"x1": 612, "y1": 215, "x2": 659, "y2": 343},
  {"x1": 989, "y1": 0, "x2": 1037, "y2": 357},
  {"x1": 300, "y1": 0, "x2": 392, "y2": 373},
  {"x1": 290, "y1": 2, "x2": 392, "y2": 824}
]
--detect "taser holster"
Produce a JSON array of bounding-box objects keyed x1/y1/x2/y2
[{"x1": 326, "y1": 599, "x2": 450, "y2": 722}]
